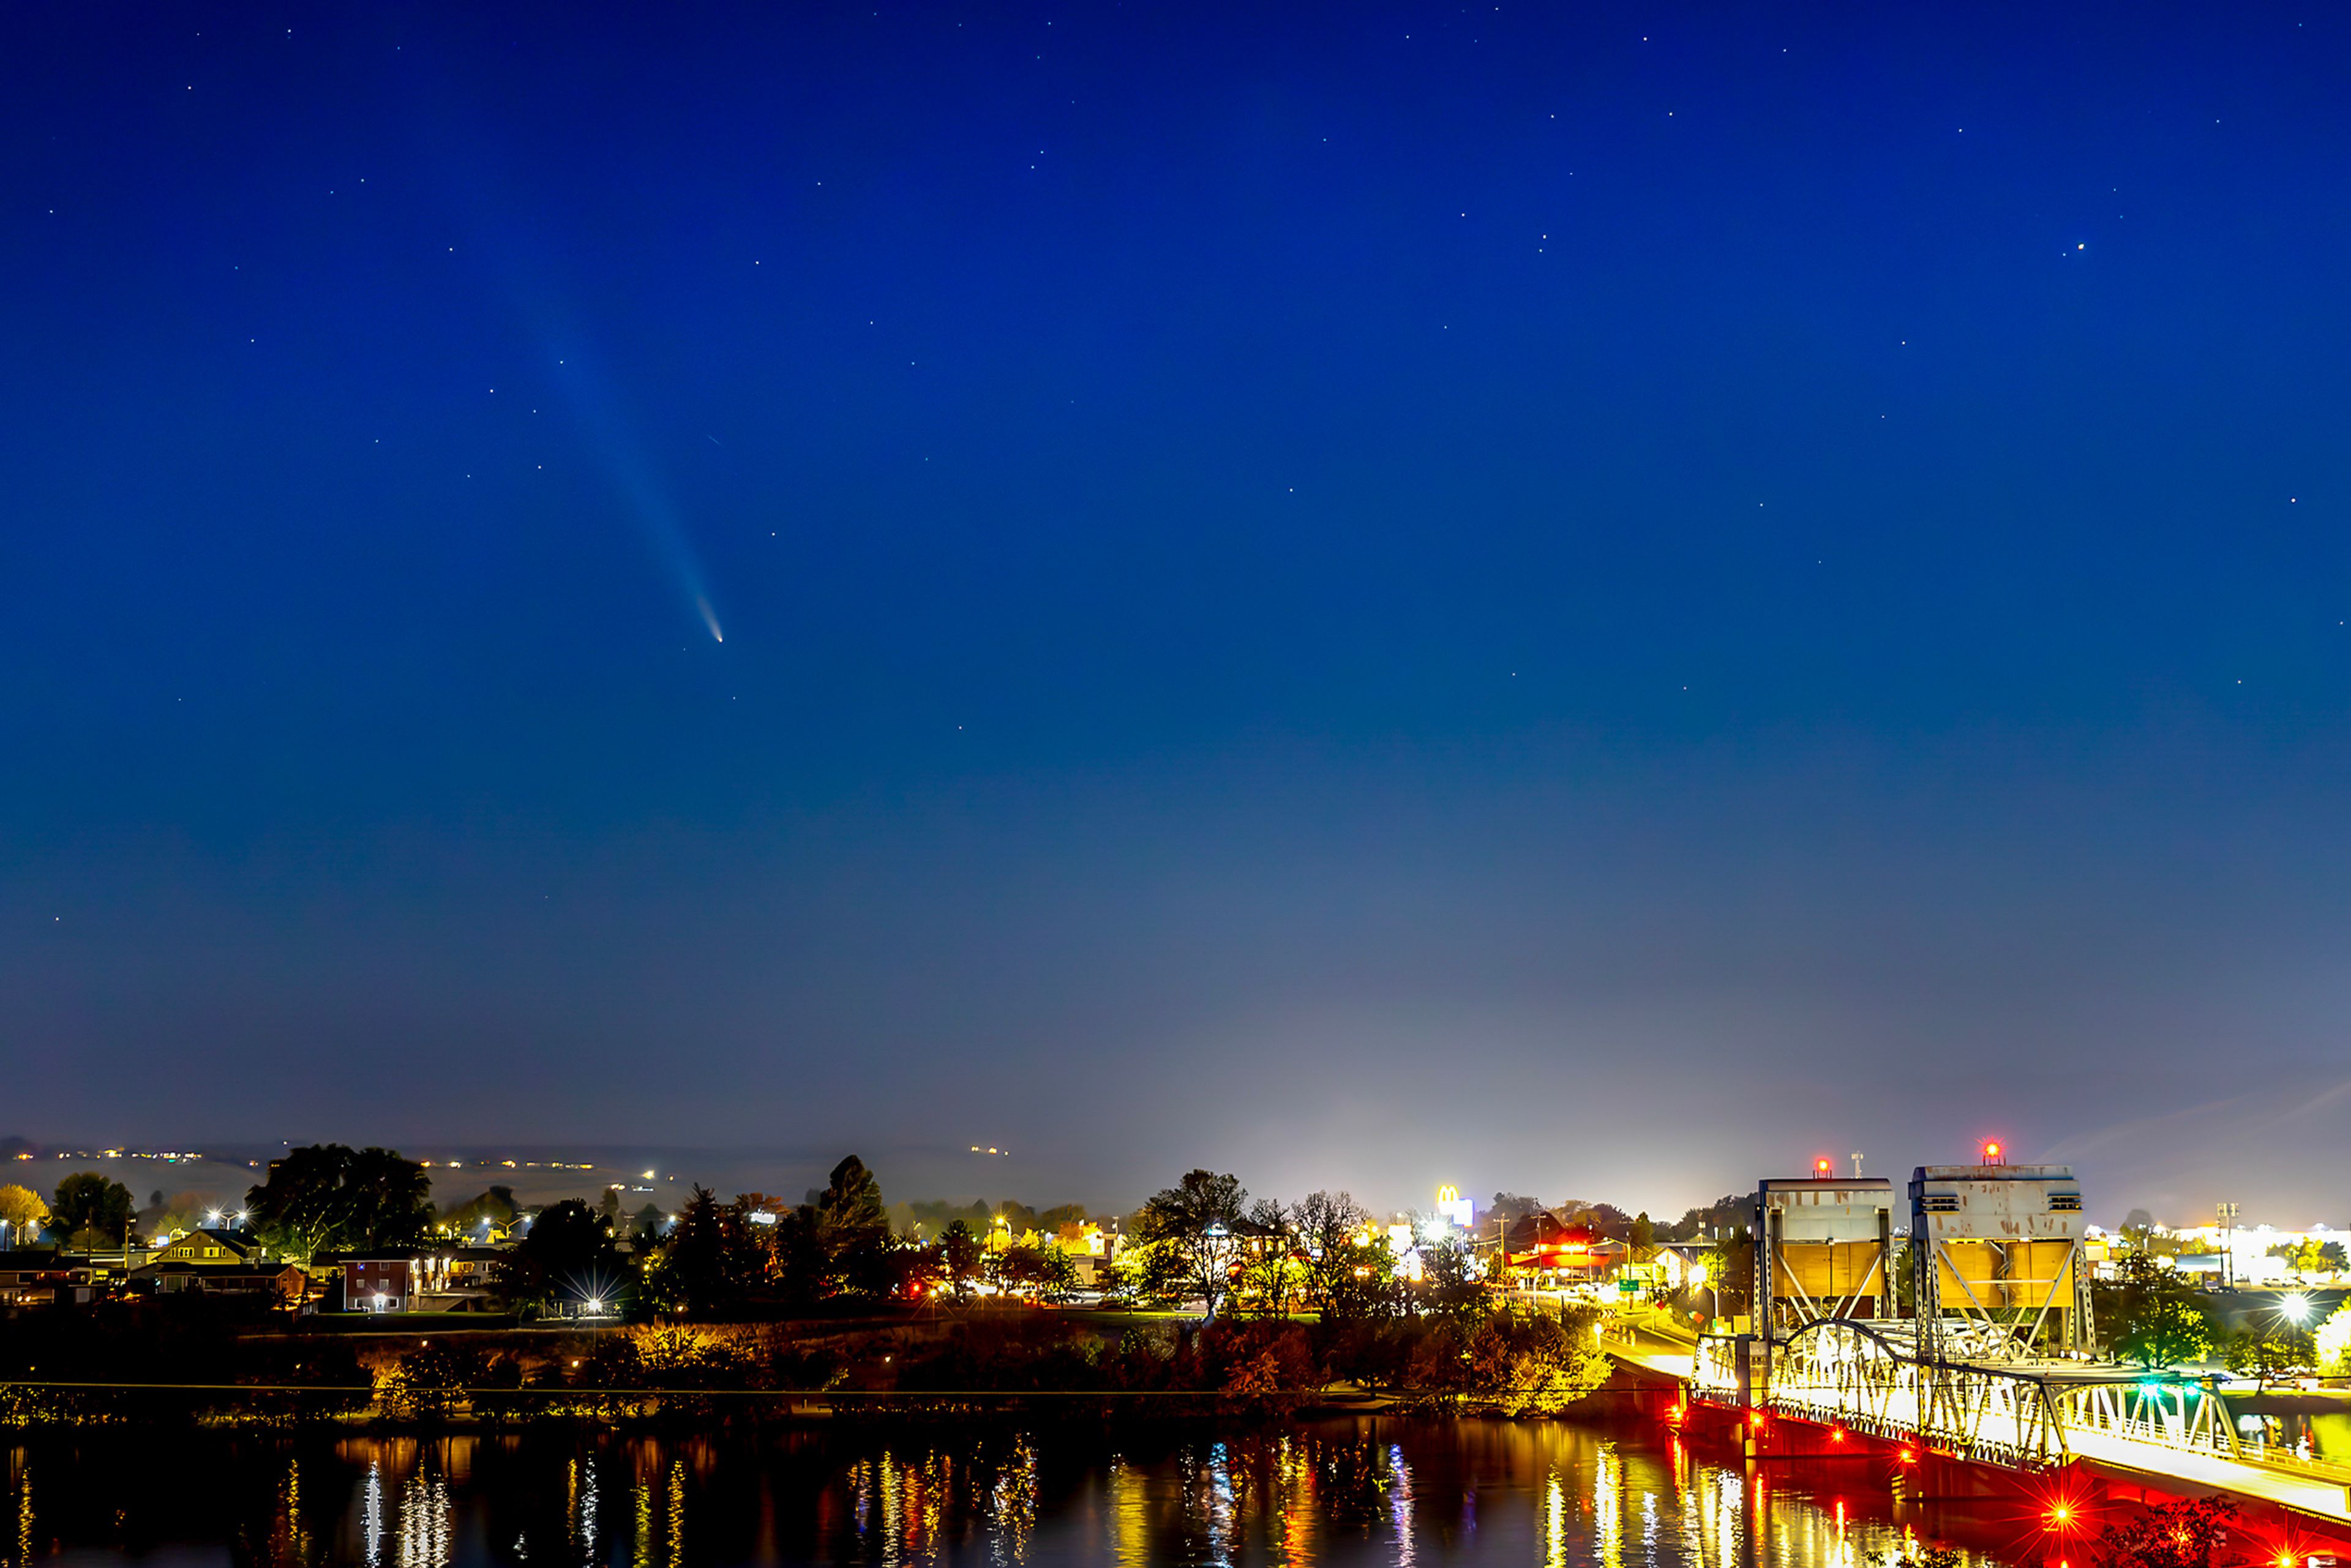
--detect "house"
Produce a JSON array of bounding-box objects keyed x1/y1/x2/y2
[
  {"x1": 445, "y1": 1245, "x2": 508, "y2": 1287},
  {"x1": 152, "y1": 1228, "x2": 266, "y2": 1266},
  {"x1": 0, "y1": 1251, "x2": 96, "y2": 1307},
  {"x1": 129, "y1": 1259, "x2": 307, "y2": 1308},
  {"x1": 335, "y1": 1250, "x2": 451, "y2": 1312},
  {"x1": 1651, "y1": 1242, "x2": 1715, "y2": 1292}
]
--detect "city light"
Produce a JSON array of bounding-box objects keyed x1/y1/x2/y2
[{"x1": 2281, "y1": 1292, "x2": 2311, "y2": 1324}]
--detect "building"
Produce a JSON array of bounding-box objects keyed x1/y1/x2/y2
[
  {"x1": 336, "y1": 1251, "x2": 451, "y2": 1312},
  {"x1": 1910, "y1": 1159, "x2": 2091, "y2": 1356},
  {"x1": 445, "y1": 1245, "x2": 508, "y2": 1288},
  {"x1": 1756, "y1": 1175, "x2": 1897, "y2": 1329},
  {"x1": 129, "y1": 1259, "x2": 307, "y2": 1308},
  {"x1": 152, "y1": 1228, "x2": 266, "y2": 1267},
  {"x1": 0, "y1": 1251, "x2": 96, "y2": 1308}
]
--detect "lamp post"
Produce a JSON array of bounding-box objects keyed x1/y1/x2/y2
[{"x1": 2218, "y1": 1204, "x2": 2241, "y2": 1289}]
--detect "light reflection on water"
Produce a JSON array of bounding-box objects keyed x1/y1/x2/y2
[{"x1": 0, "y1": 1420, "x2": 2020, "y2": 1567}]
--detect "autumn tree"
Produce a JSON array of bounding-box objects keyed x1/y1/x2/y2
[
  {"x1": 0, "y1": 1184, "x2": 48, "y2": 1243},
  {"x1": 2088, "y1": 1495, "x2": 2236, "y2": 1568}
]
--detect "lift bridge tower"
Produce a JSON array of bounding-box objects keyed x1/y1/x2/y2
[
  {"x1": 1910, "y1": 1146, "x2": 2093, "y2": 1360},
  {"x1": 1753, "y1": 1162, "x2": 1898, "y2": 1391}
]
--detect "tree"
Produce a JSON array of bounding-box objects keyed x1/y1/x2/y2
[
  {"x1": 1032, "y1": 1243, "x2": 1079, "y2": 1303},
  {"x1": 0, "y1": 1184, "x2": 49, "y2": 1242},
  {"x1": 810, "y1": 1155, "x2": 888, "y2": 1262},
  {"x1": 2088, "y1": 1495, "x2": 2235, "y2": 1568},
  {"x1": 441, "y1": 1185, "x2": 522, "y2": 1238},
  {"x1": 2096, "y1": 1251, "x2": 2212, "y2": 1367},
  {"x1": 2268, "y1": 1238, "x2": 2347, "y2": 1277},
  {"x1": 1237, "y1": 1202, "x2": 1307, "y2": 1318},
  {"x1": 140, "y1": 1190, "x2": 217, "y2": 1240},
  {"x1": 1628, "y1": 1212, "x2": 1657, "y2": 1264},
  {"x1": 1415, "y1": 1236, "x2": 1490, "y2": 1319},
  {"x1": 1291, "y1": 1190, "x2": 1372, "y2": 1315},
  {"x1": 1664, "y1": 1193, "x2": 1751, "y2": 1244},
  {"x1": 1322, "y1": 1231, "x2": 1401, "y2": 1322},
  {"x1": 2222, "y1": 1326, "x2": 2313, "y2": 1388},
  {"x1": 1715, "y1": 1226, "x2": 1756, "y2": 1318},
  {"x1": 341, "y1": 1147, "x2": 433, "y2": 1250},
  {"x1": 51, "y1": 1172, "x2": 135, "y2": 1247},
  {"x1": 645, "y1": 1186, "x2": 765, "y2": 1315},
  {"x1": 495, "y1": 1199, "x2": 628, "y2": 1312},
  {"x1": 938, "y1": 1220, "x2": 983, "y2": 1297},
  {"x1": 1136, "y1": 1170, "x2": 1248, "y2": 1319},
  {"x1": 2315, "y1": 1299, "x2": 2351, "y2": 1375},
  {"x1": 245, "y1": 1144, "x2": 433, "y2": 1261},
  {"x1": 2115, "y1": 1299, "x2": 2213, "y2": 1369}
]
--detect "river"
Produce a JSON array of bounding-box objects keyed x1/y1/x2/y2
[{"x1": 0, "y1": 1418, "x2": 2039, "y2": 1567}]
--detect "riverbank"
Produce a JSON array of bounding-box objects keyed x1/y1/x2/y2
[{"x1": 0, "y1": 1302, "x2": 1615, "y2": 1431}]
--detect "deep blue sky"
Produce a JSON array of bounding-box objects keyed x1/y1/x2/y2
[{"x1": 7, "y1": 2, "x2": 2350, "y2": 1223}]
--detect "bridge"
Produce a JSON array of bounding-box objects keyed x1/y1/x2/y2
[{"x1": 1608, "y1": 1157, "x2": 2351, "y2": 1538}]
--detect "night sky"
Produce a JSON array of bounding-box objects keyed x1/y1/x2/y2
[{"x1": 8, "y1": 4, "x2": 2350, "y2": 1224}]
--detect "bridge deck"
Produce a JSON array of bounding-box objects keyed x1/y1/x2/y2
[
  {"x1": 1601, "y1": 1326, "x2": 2351, "y2": 1529},
  {"x1": 2066, "y1": 1427, "x2": 2351, "y2": 1527}
]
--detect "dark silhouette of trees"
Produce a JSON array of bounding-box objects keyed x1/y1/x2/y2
[
  {"x1": 495, "y1": 1199, "x2": 627, "y2": 1312},
  {"x1": 51, "y1": 1172, "x2": 135, "y2": 1247},
  {"x1": 244, "y1": 1145, "x2": 432, "y2": 1261},
  {"x1": 440, "y1": 1185, "x2": 521, "y2": 1237},
  {"x1": 939, "y1": 1221, "x2": 983, "y2": 1296},
  {"x1": 645, "y1": 1187, "x2": 766, "y2": 1314}
]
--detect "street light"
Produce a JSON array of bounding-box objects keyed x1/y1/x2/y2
[{"x1": 2281, "y1": 1292, "x2": 2311, "y2": 1325}]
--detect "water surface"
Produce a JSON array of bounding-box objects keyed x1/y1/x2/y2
[{"x1": 1, "y1": 1420, "x2": 2034, "y2": 1567}]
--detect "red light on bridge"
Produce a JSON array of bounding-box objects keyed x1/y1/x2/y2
[
  {"x1": 1982, "y1": 1140, "x2": 2003, "y2": 1164},
  {"x1": 1830, "y1": 1428, "x2": 1845, "y2": 1442},
  {"x1": 1897, "y1": 1448, "x2": 1916, "y2": 1465},
  {"x1": 1814, "y1": 1158, "x2": 1832, "y2": 1175}
]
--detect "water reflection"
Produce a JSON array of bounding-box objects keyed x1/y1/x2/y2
[{"x1": 0, "y1": 1420, "x2": 2025, "y2": 1567}]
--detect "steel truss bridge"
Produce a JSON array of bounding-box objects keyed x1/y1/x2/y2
[
  {"x1": 1698, "y1": 1318, "x2": 2251, "y2": 1471},
  {"x1": 1682, "y1": 1315, "x2": 2351, "y2": 1531}
]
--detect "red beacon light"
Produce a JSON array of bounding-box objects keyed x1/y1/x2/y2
[
  {"x1": 1814, "y1": 1158, "x2": 1833, "y2": 1177},
  {"x1": 1982, "y1": 1140, "x2": 2004, "y2": 1165}
]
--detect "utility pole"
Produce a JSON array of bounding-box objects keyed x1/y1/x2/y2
[
  {"x1": 1851, "y1": 1151, "x2": 1864, "y2": 1179},
  {"x1": 2217, "y1": 1202, "x2": 2240, "y2": 1288}
]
